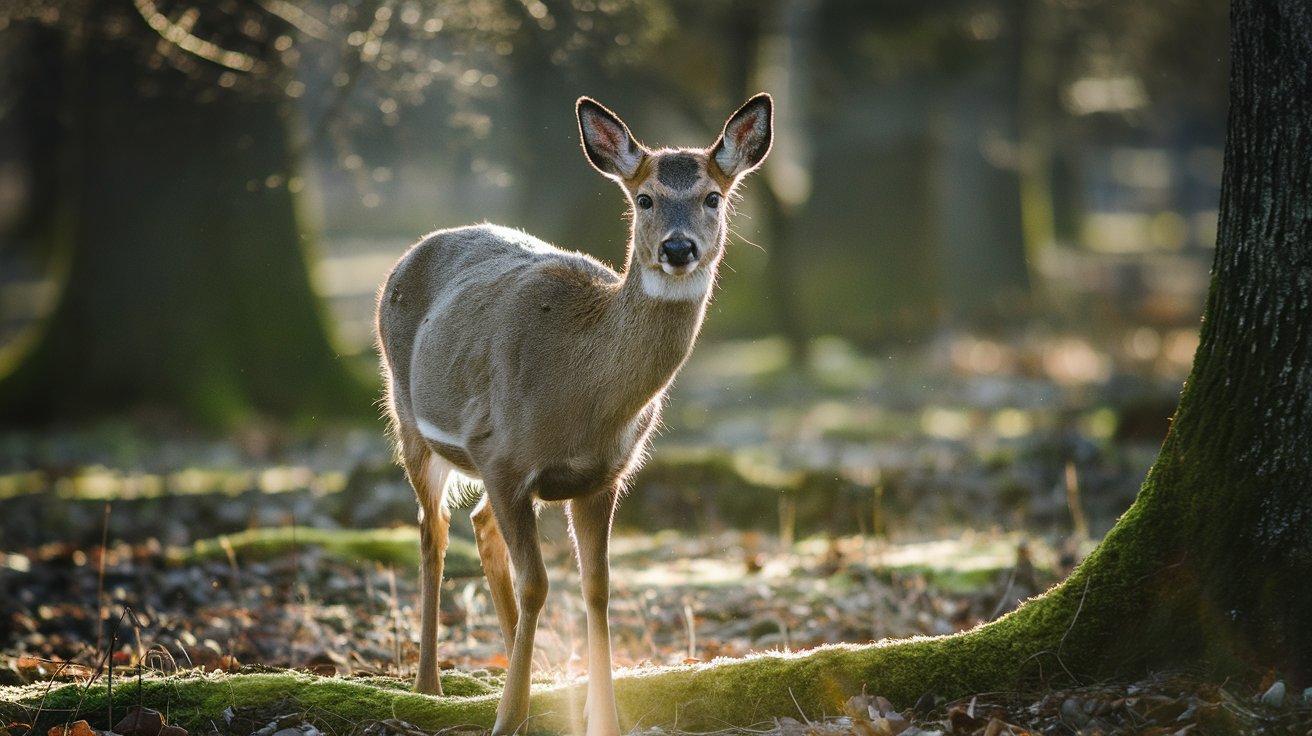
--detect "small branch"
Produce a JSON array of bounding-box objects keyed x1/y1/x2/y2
[
  {"x1": 131, "y1": 0, "x2": 261, "y2": 73},
  {"x1": 95, "y1": 502, "x2": 111, "y2": 659},
  {"x1": 788, "y1": 687, "x2": 813, "y2": 725}
]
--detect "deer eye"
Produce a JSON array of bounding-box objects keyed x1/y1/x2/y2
[
  {"x1": 705, "y1": 192, "x2": 722, "y2": 209},
  {"x1": 636, "y1": 194, "x2": 653, "y2": 210}
]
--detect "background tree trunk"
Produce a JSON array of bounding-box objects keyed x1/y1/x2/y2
[{"x1": 0, "y1": 14, "x2": 370, "y2": 427}]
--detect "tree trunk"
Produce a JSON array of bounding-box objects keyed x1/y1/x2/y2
[
  {"x1": 1112, "y1": 0, "x2": 1312, "y2": 671},
  {"x1": 0, "y1": 14, "x2": 370, "y2": 427}
]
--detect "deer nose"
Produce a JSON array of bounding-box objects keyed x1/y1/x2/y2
[{"x1": 660, "y1": 239, "x2": 698, "y2": 267}]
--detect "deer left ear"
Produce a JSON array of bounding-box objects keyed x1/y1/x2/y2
[{"x1": 710, "y1": 93, "x2": 773, "y2": 180}]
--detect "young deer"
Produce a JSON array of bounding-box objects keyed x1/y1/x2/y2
[{"x1": 375, "y1": 94, "x2": 772, "y2": 735}]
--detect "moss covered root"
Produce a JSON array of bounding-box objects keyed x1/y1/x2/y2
[{"x1": 0, "y1": 613, "x2": 1076, "y2": 735}]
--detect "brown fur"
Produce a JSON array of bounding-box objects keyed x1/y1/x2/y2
[{"x1": 375, "y1": 94, "x2": 771, "y2": 736}]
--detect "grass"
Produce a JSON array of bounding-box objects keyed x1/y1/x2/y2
[{"x1": 180, "y1": 526, "x2": 483, "y2": 577}]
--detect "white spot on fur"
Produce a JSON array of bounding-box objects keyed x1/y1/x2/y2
[
  {"x1": 640, "y1": 267, "x2": 713, "y2": 302},
  {"x1": 417, "y1": 417, "x2": 465, "y2": 449}
]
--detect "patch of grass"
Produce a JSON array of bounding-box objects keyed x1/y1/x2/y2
[
  {"x1": 179, "y1": 526, "x2": 483, "y2": 577},
  {"x1": 884, "y1": 564, "x2": 1005, "y2": 593}
]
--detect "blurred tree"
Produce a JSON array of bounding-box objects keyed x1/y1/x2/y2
[
  {"x1": 0, "y1": 2, "x2": 370, "y2": 427},
  {"x1": 0, "y1": 0, "x2": 663, "y2": 427}
]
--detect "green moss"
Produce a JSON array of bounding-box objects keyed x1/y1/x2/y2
[
  {"x1": 181, "y1": 526, "x2": 483, "y2": 577},
  {"x1": 891, "y1": 565, "x2": 1008, "y2": 593},
  {"x1": 0, "y1": 671, "x2": 500, "y2": 734},
  {"x1": 5, "y1": 642, "x2": 990, "y2": 734}
]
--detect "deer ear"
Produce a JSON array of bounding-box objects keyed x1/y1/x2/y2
[
  {"x1": 577, "y1": 97, "x2": 646, "y2": 181},
  {"x1": 710, "y1": 93, "x2": 773, "y2": 180}
]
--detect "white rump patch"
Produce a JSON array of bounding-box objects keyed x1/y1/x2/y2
[
  {"x1": 443, "y1": 468, "x2": 484, "y2": 508},
  {"x1": 641, "y1": 267, "x2": 713, "y2": 302},
  {"x1": 417, "y1": 417, "x2": 465, "y2": 449}
]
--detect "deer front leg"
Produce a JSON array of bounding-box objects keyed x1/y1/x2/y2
[
  {"x1": 486, "y1": 482, "x2": 548, "y2": 736},
  {"x1": 567, "y1": 490, "x2": 621, "y2": 736},
  {"x1": 471, "y1": 493, "x2": 519, "y2": 657}
]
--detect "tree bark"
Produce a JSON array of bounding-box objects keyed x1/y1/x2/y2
[{"x1": 0, "y1": 12, "x2": 370, "y2": 427}]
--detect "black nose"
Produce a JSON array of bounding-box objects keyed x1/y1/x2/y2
[{"x1": 660, "y1": 239, "x2": 698, "y2": 267}]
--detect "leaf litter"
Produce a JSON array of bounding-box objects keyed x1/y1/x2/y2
[{"x1": 1, "y1": 331, "x2": 1303, "y2": 733}]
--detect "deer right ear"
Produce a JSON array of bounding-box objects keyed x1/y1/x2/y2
[{"x1": 578, "y1": 97, "x2": 646, "y2": 181}]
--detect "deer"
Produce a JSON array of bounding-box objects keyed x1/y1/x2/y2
[{"x1": 375, "y1": 93, "x2": 772, "y2": 736}]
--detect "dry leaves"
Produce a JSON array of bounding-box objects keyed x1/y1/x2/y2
[
  {"x1": 810, "y1": 675, "x2": 1312, "y2": 736},
  {"x1": 40, "y1": 708, "x2": 187, "y2": 736}
]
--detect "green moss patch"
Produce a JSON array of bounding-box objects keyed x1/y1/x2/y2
[
  {"x1": 180, "y1": 526, "x2": 483, "y2": 577},
  {"x1": 0, "y1": 622, "x2": 1048, "y2": 735},
  {"x1": 0, "y1": 671, "x2": 500, "y2": 734}
]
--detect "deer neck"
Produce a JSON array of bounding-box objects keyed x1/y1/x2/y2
[{"x1": 591, "y1": 259, "x2": 713, "y2": 410}]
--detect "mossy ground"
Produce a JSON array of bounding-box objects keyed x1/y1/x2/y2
[
  {"x1": 0, "y1": 613, "x2": 1074, "y2": 735},
  {"x1": 182, "y1": 526, "x2": 483, "y2": 577},
  {"x1": 0, "y1": 671, "x2": 499, "y2": 734}
]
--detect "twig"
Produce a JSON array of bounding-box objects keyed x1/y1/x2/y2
[
  {"x1": 1058, "y1": 575, "x2": 1092, "y2": 655},
  {"x1": 288, "y1": 514, "x2": 307, "y2": 669},
  {"x1": 988, "y1": 565, "x2": 1019, "y2": 621},
  {"x1": 788, "y1": 687, "x2": 813, "y2": 725},
  {"x1": 95, "y1": 502, "x2": 111, "y2": 657},
  {"x1": 683, "y1": 601, "x2": 697, "y2": 661},
  {"x1": 1064, "y1": 462, "x2": 1089, "y2": 541},
  {"x1": 107, "y1": 607, "x2": 114, "y2": 726},
  {"x1": 388, "y1": 563, "x2": 402, "y2": 677},
  {"x1": 219, "y1": 534, "x2": 240, "y2": 603}
]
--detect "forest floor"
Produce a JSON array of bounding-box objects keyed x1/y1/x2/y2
[{"x1": 3, "y1": 332, "x2": 1309, "y2": 734}]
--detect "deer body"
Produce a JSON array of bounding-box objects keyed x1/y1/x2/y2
[
  {"x1": 386, "y1": 223, "x2": 697, "y2": 497},
  {"x1": 376, "y1": 95, "x2": 771, "y2": 736}
]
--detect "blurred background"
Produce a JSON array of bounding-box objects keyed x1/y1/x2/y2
[
  {"x1": 0, "y1": 0, "x2": 1227, "y2": 405},
  {"x1": 0, "y1": 0, "x2": 1231, "y2": 674}
]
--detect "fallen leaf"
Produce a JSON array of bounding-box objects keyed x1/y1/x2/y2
[
  {"x1": 47, "y1": 721, "x2": 95, "y2": 736},
  {"x1": 947, "y1": 703, "x2": 987, "y2": 734},
  {"x1": 304, "y1": 650, "x2": 350, "y2": 678},
  {"x1": 210, "y1": 655, "x2": 240, "y2": 673},
  {"x1": 115, "y1": 705, "x2": 166, "y2": 736}
]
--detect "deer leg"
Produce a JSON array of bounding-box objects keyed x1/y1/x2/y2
[
  {"x1": 487, "y1": 480, "x2": 548, "y2": 735},
  {"x1": 471, "y1": 493, "x2": 519, "y2": 658},
  {"x1": 402, "y1": 435, "x2": 452, "y2": 696},
  {"x1": 567, "y1": 489, "x2": 621, "y2": 736}
]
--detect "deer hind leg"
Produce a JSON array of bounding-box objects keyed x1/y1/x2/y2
[
  {"x1": 568, "y1": 490, "x2": 621, "y2": 736},
  {"x1": 484, "y1": 473, "x2": 548, "y2": 736},
  {"x1": 400, "y1": 429, "x2": 453, "y2": 695},
  {"x1": 471, "y1": 494, "x2": 519, "y2": 658}
]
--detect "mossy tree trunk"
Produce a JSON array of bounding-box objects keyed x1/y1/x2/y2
[
  {"x1": 1035, "y1": 0, "x2": 1312, "y2": 677},
  {"x1": 0, "y1": 7, "x2": 369, "y2": 428}
]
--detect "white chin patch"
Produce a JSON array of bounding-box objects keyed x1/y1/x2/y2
[
  {"x1": 658, "y1": 254, "x2": 700, "y2": 276},
  {"x1": 641, "y1": 266, "x2": 713, "y2": 301}
]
